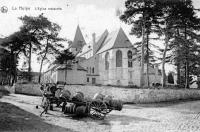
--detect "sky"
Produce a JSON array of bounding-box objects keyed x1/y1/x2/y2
[{"x1": 0, "y1": 0, "x2": 200, "y2": 73}]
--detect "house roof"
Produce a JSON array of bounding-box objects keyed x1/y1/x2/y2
[
  {"x1": 56, "y1": 64, "x2": 73, "y2": 70},
  {"x1": 77, "y1": 64, "x2": 87, "y2": 71},
  {"x1": 71, "y1": 25, "x2": 86, "y2": 49},
  {"x1": 17, "y1": 71, "x2": 40, "y2": 76},
  {"x1": 50, "y1": 63, "x2": 87, "y2": 71},
  {"x1": 96, "y1": 27, "x2": 133, "y2": 54}
]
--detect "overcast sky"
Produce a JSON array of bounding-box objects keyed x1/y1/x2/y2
[{"x1": 0, "y1": 0, "x2": 200, "y2": 72}]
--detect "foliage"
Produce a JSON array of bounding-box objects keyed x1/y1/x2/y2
[
  {"x1": 120, "y1": 0, "x2": 200, "y2": 88},
  {"x1": 120, "y1": 0, "x2": 164, "y2": 86},
  {"x1": 54, "y1": 49, "x2": 75, "y2": 64}
]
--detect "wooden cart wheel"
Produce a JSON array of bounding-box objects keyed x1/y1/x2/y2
[{"x1": 89, "y1": 101, "x2": 107, "y2": 120}]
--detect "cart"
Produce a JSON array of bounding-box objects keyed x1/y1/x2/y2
[
  {"x1": 62, "y1": 98, "x2": 122, "y2": 120},
  {"x1": 39, "y1": 84, "x2": 123, "y2": 120}
]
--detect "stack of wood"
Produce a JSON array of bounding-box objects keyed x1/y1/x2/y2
[
  {"x1": 93, "y1": 93, "x2": 105, "y2": 101},
  {"x1": 72, "y1": 92, "x2": 84, "y2": 102},
  {"x1": 60, "y1": 90, "x2": 71, "y2": 100},
  {"x1": 103, "y1": 95, "x2": 113, "y2": 105},
  {"x1": 93, "y1": 93, "x2": 123, "y2": 111},
  {"x1": 84, "y1": 96, "x2": 92, "y2": 102},
  {"x1": 64, "y1": 103, "x2": 76, "y2": 114},
  {"x1": 110, "y1": 99, "x2": 123, "y2": 111},
  {"x1": 75, "y1": 106, "x2": 87, "y2": 116}
]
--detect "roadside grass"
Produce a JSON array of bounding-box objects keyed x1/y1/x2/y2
[{"x1": 0, "y1": 90, "x2": 74, "y2": 132}]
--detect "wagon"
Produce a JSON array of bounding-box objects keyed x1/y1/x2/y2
[
  {"x1": 62, "y1": 94, "x2": 123, "y2": 120},
  {"x1": 39, "y1": 85, "x2": 123, "y2": 120}
]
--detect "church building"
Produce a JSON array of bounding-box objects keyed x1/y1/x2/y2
[{"x1": 70, "y1": 25, "x2": 161, "y2": 86}]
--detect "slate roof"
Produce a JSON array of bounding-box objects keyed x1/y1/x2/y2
[
  {"x1": 76, "y1": 27, "x2": 133, "y2": 57},
  {"x1": 96, "y1": 27, "x2": 133, "y2": 54},
  {"x1": 71, "y1": 25, "x2": 86, "y2": 48},
  {"x1": 93, "y1": 30, "x2": 109, "y2": 54}
]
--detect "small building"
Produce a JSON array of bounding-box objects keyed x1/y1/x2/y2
[
  {"x1": 17, "y1": 71, "x2": 40, "y2": 83},
  {"x1": 41, "y1": 63, "x2": 87, "y2": 84}
]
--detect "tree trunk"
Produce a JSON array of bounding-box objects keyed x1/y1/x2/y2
[
  {"x1": 162, "y1": 33, "x2": 169, "y2": 88},
  {"x1": 146, "y1": 32, "x2": 149, "y2": 87},
  {"x1": 140, "y1": 25, "x2": 145, "y2": 88},
  {"x1": 38, "y1": 57, "x2": 45, "y2": 83},
  {"x1": 28, "y1": 43, "x2": 32, "y2": 82},
  {"x1": 184, "y1": 25, "x2": 189, "y2": 89},
  {"x1": 38, "y1": 39, "x2": 49, "y2": 83},
  {"x1": 13, "y1": 53, "x2": 17, "y2": 84},
  {"x1": 176, "y1": 29, "x2": 181, "y2": 87}
]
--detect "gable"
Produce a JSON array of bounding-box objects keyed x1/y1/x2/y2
[
  {"x1": 96, "y1": 28, "x2": 133, "y2": 54},
  {"x1": 72, "y1": 25, "x2": 86, "y2": 49},
  {"x1": 113, "y1": 27, "x2": 132, "y2": 48},
  {"x1": 96, "y1": 29, "x2": 119, "y2": 54}
]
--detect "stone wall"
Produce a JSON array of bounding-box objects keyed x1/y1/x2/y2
[
  {"x1": 14, "y1": 83, "x2": 42, "y2": 96},
  {"x1": 10, "y1": 84, "x2": 200, "y2": 104},
  {"x1": 0, "y1": 85, "x2": 15, "y2": 93},
  {"x1": 64, "y1": 85, "x2": 200, "y2": 103}
]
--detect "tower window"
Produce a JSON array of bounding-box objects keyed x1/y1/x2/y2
[
  {"x1": 105, "y1": 52, "x2": 109, "y2": 70},
  {"x1": 128, "y1": 50, "x2": 133, "y2": 67},
  {"x1": 116, "y1": 50, "x2": 122, "y2": 67},
  {"x1": 92, "y1": 67, "x2": 94, "y2": 73}
]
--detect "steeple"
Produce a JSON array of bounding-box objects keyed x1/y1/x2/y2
[{"x1": 71, "y1": 25, "x2": 86, "y2": 49}]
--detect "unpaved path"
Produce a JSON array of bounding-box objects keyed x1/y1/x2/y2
[{"x1": 1, "y1": 94, "x2": 200, "y2": 132}]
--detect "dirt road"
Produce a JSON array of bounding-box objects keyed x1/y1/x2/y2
[{"x1": 1, "y1": 93, "x2": 200, "y2": 132}]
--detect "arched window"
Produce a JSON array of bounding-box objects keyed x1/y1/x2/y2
[
  {"x1": 116, "y1": 50, "x2": 122, "y2": 67},
  {"x1": 127, "y1": 50, "x2": 133, "y2": 67},
  {"x1": 105, "y1": 52, "x2": 109, "y2": 70},
  {"x1": 92, "y1": 67, "x2": 94, "y2": 73}
]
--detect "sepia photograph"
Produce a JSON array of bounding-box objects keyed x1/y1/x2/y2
[{"x1": 1, "y1": 0, "x2": 200, "y2": 131}]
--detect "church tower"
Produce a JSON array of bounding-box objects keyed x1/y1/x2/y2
[{"x1": 70, "y1": 25, "x2": 86, "y2": 55}]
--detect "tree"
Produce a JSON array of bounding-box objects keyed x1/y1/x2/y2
[
  {"x1": 0, "y1": 48, "x2": 12, "y2": 85},
  {"x1": 54, "y1": 49, "x2": 75, "y2": 64},
  {"x1": 120, "y1": 0, "x2": 163, "y2": 87},
  {"x1": 19, "y1": 14, "x2": 52, "y2": 81},
  {"x1": 166, "y1": 0, "x2": 200, "y2": 88},
  {"x1": 37, "y1": 21, "x2": 65, "y2": 83},
  {"x1": 0, "y1": 30, "x2": 30, "y2": 85}
]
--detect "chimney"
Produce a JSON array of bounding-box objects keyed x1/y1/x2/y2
[{"x1": 92, "y1": 33, "x2": 96, "y2": 55}]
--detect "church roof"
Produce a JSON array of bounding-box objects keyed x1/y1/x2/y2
[
  {"x1": 96, "y1": 27, "x2": 133, "y2": 54},
  {"x1": 94, "y1": 30, "x2": 109, "y2": 54},
  {"x1": 71, "y1": 25, "x2": 86, "y2": 48},
  {"x1": 74, "y1": 27, "x2": 133, "y2": 58}
]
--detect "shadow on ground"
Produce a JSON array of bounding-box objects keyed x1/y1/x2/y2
[
  {"x1": 69, "y1": 112, "x2": 159, "y2": 126},
  {"x1": 131, "y1": 99, "x2": 200, "y2": 108},
  {"x1": 0, "y1": 90, "x2": 75, "y2": 132},
  {"x1": 107, "y1": 114, "x2": 159, "y2": 125},
  {"x1": 0, "y1": 89, "x2": 9, "y2": 98}
]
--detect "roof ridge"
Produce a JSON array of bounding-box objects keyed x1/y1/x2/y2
[{"x1": 111, "y1": 28, "x2": 121, "y2": 49}]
